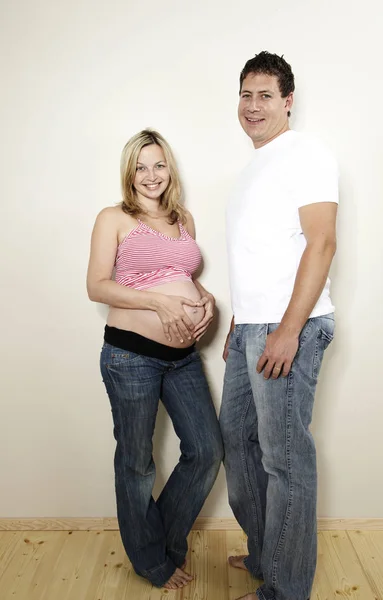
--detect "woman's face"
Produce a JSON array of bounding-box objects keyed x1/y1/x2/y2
[{"x1": 133, "y1": 144, "x2": 170, "y2": 202}]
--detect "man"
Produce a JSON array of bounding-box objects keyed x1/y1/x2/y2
[{"x1": 220, "y1": 51, "x2": 338, "y2": 600}]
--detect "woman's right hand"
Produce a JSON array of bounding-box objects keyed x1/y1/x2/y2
[{"x1": 153, "y1": 294, "x2": 201, "y2": 343}]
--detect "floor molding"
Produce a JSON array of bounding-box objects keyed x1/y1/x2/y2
[{"x1": 0, "y1": 517, "x2": 382, "y2": 531}]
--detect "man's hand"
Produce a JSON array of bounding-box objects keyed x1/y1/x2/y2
[{"x1": 257, "y1": 326, "x2": 299, "y2": 379}]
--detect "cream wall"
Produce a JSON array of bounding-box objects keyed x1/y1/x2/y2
[{"x1": 1, "y1": 0, "x2": 382, "y2": 519}]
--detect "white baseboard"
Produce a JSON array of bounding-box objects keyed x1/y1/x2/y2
[{"x1": 0, "y1": 517, "x2": 382, "y2": 531}]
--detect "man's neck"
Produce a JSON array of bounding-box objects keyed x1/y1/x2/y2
[{"x1": 253, "y1": 123, "x2": 290, "y2": 150}]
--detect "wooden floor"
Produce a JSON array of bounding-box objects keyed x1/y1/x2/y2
[{"x1": 0, "y1": 529, "x2": 382, "y2": 599}]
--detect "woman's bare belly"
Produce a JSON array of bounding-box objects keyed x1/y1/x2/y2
[{"x1": 107, "y1": 280, "x2": 205, "y2": 348}]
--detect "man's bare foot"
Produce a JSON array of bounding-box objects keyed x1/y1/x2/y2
[
  {"x1": 163, "y1": 567, "x2": 193, "y2": 590},
  {"x1": 228, "y1": 555, "x2": 249, "y2": 571}
]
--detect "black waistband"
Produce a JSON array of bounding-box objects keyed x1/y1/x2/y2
[{"x1": 104, "y1": 325, "x2": 196, "y2": 361}]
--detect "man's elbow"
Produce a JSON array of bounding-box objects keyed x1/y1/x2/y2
[
  {"x1": 324, "y1": 237, "x2": 337, "y2": 257},
  {"x1": 328, "y1": 236, "x2": 337, "y2": 256},
  {"x1": 308, "y1": 236, "x2": 337, "y2": 257}
]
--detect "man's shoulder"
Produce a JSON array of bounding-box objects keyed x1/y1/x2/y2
[
  {"x1": 287, "y1": 131, "x2": 339, "y2": 207},
  {"x1": 290, "y1": 131, "x2": 337, "y2": 162}
]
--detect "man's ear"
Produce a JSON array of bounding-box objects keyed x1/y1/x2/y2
[{"x1": 285, "y1": 92, "x2": 294, "y2": 112}]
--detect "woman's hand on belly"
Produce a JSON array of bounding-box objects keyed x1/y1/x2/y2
[
  {"x1": 152, "y1": 293, "x2": 203, "y2": 344},
  {"x1": 192, "y1": 293, "x2": 215, "y2": 341},
  {"x1": 107, "y1": 281, "x2": 211, "y2": 348}
]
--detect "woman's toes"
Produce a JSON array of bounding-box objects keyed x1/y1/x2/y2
[
  {"x1": 181, "y1": 570, "x2": 193, "y2": 582},
  {"x1": 163, "y1": 582, "x2": 176, "y2": 590},
  {"x1": 164, "y1": 567, "x2": 194, "y2": 590},
  {"x1": 165, "y1": 575, "x2": 180, "y2": 589}
]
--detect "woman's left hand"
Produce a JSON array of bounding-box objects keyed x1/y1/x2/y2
[{"x1": 193, "y1": 293, "x2": 215, "y2": 341}]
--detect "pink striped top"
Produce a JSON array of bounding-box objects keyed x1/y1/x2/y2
[{"x1": 115, "y1": 219, "x2": 202, "y2": 290}]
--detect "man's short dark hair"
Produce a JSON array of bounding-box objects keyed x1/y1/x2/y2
[{"x1": 240, "y1": 51, "x2": 295, "y2": 116}]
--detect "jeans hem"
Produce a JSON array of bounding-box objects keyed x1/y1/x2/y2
[
  {"x1": 167, "y1": 548, "x2": 186, "y2": 568},
  {"x1": 256, "y1": 584, "x2": 310, "y2": 600},
  {"x1": 140, "y1": 557, "x2": 177, "y2": 587},
  {"x1": 243, "y1": 555, "x2": 263, "y2": 580}
]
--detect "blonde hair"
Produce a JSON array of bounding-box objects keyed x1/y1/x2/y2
[{"x1": 120, "y1": 129, "x2": 186, "y2": 224}]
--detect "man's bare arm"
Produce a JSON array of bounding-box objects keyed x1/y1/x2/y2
[
  {"x1": 257, "y1": 202, "x2": 337, "y2": 379},
  {"x1": 223, "y1": 316, "x2": 235, "y2": 361}
]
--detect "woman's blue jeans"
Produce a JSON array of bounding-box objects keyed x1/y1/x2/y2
[{"x1": 100, "y1": 342, "x2": 223, "y2": 587}]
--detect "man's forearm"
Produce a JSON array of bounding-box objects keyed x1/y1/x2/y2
[
  {"x1": 228, "y1": 316, "x2": 234, "y2": 333},
  {"x1": 280, "y1": 241, "x2": 336, "y2": 336}
]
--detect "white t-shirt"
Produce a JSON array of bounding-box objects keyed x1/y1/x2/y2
[{"x1": 226, "y1": 130, "x2": 339, "y2": 324}]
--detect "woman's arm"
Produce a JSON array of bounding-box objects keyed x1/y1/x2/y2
[{"x1": 87, "y1": 208, "x2": 159, "y2": 309}]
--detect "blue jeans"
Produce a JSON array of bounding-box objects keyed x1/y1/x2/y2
[
  {"x1": 100, "y1": 343, "x2": 223, "y2": 587},
  {"x1": 220, "y1": 315, "x2": 334, "y2": 600}
]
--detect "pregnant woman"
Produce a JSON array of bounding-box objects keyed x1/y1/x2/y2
[{"x1": 87, "y1": 129, "x2": 223, "y2": 590}]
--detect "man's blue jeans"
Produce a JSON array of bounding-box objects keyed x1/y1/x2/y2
[
  {"x1": 220, "y1": 315, "x2": 334, "y2": 600},
  {"x1": 101, "y1": 343, "x2": 223, "y2": 587}
]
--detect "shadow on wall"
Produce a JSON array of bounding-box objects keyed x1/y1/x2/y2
[{"x1": 312, "y1": 177, "x2": 357, "y2": 515}]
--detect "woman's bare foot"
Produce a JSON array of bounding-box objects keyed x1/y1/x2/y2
[
  {"x1": 228, "y1": 555, "x2": 249, "y2": 571},
  {"x1": 163, "y1": 567, "x2": 193, "y2": 590}
]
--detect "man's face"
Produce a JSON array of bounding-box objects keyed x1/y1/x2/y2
[{"x1": 238, "y1": 73, "x2": 293, "y2": 148}]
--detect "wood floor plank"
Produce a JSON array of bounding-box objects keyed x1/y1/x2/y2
[
  {"x1": 0, "y1": 532, "x2": 23, "y2": 578},
  {"x1": 38, "y1": 531, "x2": 96, "y2": 600},
  {"x1": 125, "y1": 566, "x2": 153, "y2": 600},
  {"x1": 62, "y1": 530, "x2": 128, "y2": 600},
  {"x1": 0, "y1": 531, "x2": 66, "y2": 600},
  {"x1": 81, "y1": 531, "x2": 131, "y2": 600},
  {"x1": 206, "y1": 530, "x2": 229, "y2": 599},
  {"x1": 312, "y1": 531, "x2": 377, "y2": 599},
  {"x1": 183, "y1": 530, "x2": 208, "y2": 600},
  {"x1": 226, "y1": 529, "x2": 260, "y2": 600},
  {"x1": 0, "y1": 529, "x2": 382, "y2": 600},
  {"x1": 6, "y1": 532, "x2": 67, "y2": 600},
  {"x1": 0, "y1": 534, "x2": 35, "y2": 599},
  {"x1": 348, "y1": 531, "x2": 383, "y2": 600}
]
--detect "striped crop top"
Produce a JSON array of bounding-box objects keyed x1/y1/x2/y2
[{"x1": 115, "y1": 219, "x2": 202, "y2": 290}]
